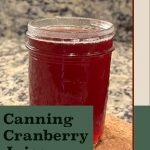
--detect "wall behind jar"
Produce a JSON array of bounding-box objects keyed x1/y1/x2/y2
[{"x1": 0, "y1": 0, "x2": 132, "y2": 42}]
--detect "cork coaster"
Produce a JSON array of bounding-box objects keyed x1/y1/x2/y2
[{"x1": 95, "y1": 115, "x2": 132, "y2": 150}]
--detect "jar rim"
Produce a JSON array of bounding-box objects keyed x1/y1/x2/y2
[{"x1": 26, "y1": 17, "x2": 115, "y2": 43}]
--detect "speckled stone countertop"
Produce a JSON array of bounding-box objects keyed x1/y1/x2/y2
[{"x1": 0, "y1": 38, "x2": 132, "y2": 122}]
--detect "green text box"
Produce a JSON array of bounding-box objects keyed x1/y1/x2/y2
[
  {"x1": 0, "y1": 106, "x2": 93, "y2": 150},
  {"x1": 135, "y1": 106, "x2": 150, "y2": 150}
]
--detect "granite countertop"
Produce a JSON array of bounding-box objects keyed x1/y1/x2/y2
[
  {"x1": 0, "y1": 0, "x2": 132, "y2": 122},
  {"x1": 0, "y1": 38, "x2": 132, "y2": 122}
]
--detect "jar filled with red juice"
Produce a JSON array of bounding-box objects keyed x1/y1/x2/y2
[{"x1": 26, "y1": 17, "x2": 115, "y2": 144}]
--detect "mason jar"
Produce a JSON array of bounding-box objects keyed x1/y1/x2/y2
[{"x1": 26, "y1": 17, "x2": 115, "y2": 144}]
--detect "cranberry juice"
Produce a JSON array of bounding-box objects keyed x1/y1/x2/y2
[
  {"x1": 27, "y1": 34, "x2": 113, "y2": 144},
  {"x1": 26, "y1": 18, "x2": 114, "y2": 144}
]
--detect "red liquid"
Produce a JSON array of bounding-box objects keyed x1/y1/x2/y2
[{"x1": 27, "y1": 30, "x2": 113, "y2": 144}]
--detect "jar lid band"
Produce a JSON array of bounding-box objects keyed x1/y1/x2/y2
[{"x1": 26, "y1": 17, "x2": 115, "y2": 43}]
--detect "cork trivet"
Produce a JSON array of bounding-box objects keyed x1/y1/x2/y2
[{"x1": 95, "y1": 115, "x2": 132, "y2": 150}]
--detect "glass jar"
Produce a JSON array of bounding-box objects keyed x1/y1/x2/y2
[{"x1": 26, "y1": 17, "x2": 115, "y2": 144}]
